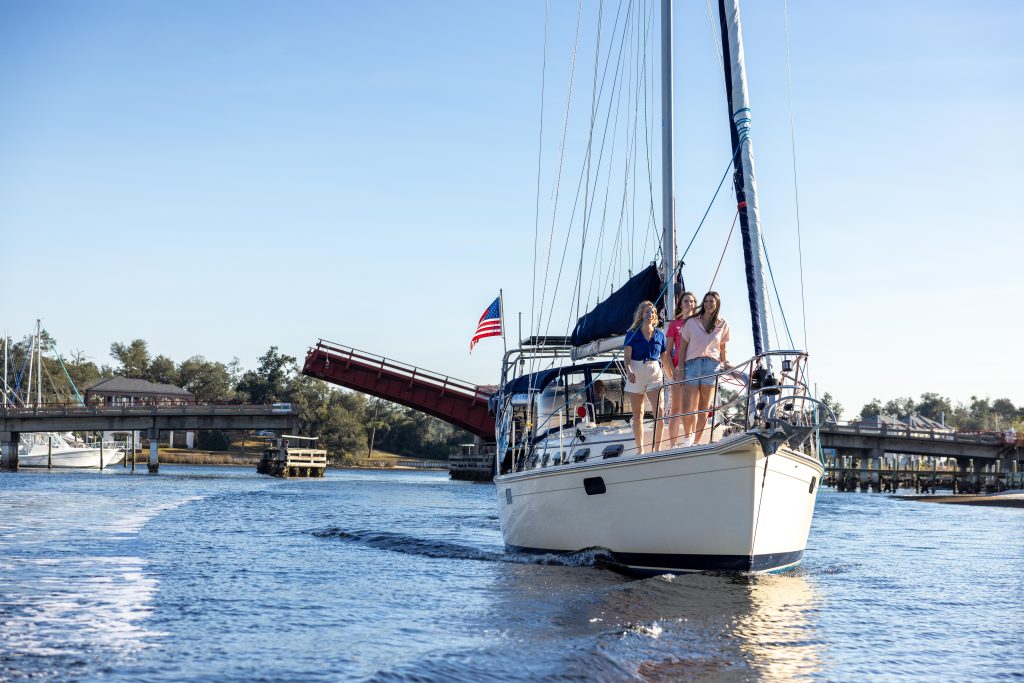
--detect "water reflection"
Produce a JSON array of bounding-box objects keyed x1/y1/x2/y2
[
  {"x1": 731, "y1": 573, "x2": 824, "y2": 681},
  {"x1": 472, "y1": 563, "x2": 824, "y2": 682}
]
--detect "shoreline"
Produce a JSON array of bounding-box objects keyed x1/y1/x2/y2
[{"x1": 897, "y1": 492, "x2": 1024, "y2": 508}]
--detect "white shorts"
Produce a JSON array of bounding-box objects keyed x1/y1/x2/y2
[{"x1": 625, "y1": 359, "x2": 663, "y2": 394}]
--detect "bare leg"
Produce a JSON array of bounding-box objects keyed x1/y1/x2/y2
[
  {"x1": 628, "y1": 391, "x2": 646, "y2": 454},
  {"x1": 693, "y1": 384, "x2": 715, "y2": 443},
  {"x1": 669, "y1": 383, "x2": 684, "y2": 446},
  {"x1": 646, "y1": 387, "x2": 664, "y2": 451},
  {"x1": 681, "y1": 384, "x2": 699, "y2": 444}
]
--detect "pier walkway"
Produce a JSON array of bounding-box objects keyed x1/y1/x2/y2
[{"x1": 302, "y1": 340, "x2": 496, "y2": 438}]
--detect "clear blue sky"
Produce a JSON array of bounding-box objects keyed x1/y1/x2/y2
[{"x1": 2, "y1": 1, "x2": 1021, "y2": 417}]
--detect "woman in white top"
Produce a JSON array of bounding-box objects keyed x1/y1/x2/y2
[{"x1": 677, "y1": 292, "x2": 730, "y2": 445}]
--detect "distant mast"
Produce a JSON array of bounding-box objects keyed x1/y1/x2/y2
[
  {"x1": 718, "y1": 0, "x2": 771, "y2": 355},
  {"x1": 660, "y1": 0, "x2": 676, "y2": 322}
]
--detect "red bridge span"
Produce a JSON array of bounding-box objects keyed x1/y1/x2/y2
[{"x1": 302, "y1": 340, "x2": 496, "y2": 438}]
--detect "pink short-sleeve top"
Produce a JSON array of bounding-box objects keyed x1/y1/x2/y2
[
  {"x1": 665, "y1": 319, "x2": 686, "y2": 367},
  {"x1": 680, "y1": 316, "x2": 730, "y2": 363}
]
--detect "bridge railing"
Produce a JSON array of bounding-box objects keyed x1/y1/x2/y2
[
  {"x1": 308, "y1": 339, "x2": 493, "y2": 403},
  {"x1": 824, "y1": 421, "x2": 1014, "y2": 445},
  {"x1": 1, "y1": 403, "x2": 296, "y2": 417}
]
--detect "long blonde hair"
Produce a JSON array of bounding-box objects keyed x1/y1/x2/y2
[
  {"x1": 688, "y1": 291, "x2": 721, "y2": 333},
  {"x1": 629, "y1": 300, "x2": 657, "y2": 331}
]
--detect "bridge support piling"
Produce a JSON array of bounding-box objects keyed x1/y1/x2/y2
[
  {"x1": 871, "y1": 449, "x2": 883, "y2": 492},
  {"x1": 148, "y1": 429, "x2": 159, "y2": 474},
  {"x1": 1, "y1": 432, "x2": 18, "y2": 471}
]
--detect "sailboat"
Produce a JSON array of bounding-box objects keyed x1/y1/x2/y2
[
  {"x1": 491, "y1": 0, "x2": 831, "y2": 575},
  {"x1": 4, "y1": 321, "x2": 125, "y2": 469}
]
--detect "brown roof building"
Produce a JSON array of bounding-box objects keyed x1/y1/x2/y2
[{"x1": 84, "y1": 376, "x2": 196, "y2": 406}]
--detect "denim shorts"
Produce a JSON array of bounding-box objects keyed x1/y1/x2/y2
[{"x1": 684, "y1": 357, "x2": 722, "y2": 386}]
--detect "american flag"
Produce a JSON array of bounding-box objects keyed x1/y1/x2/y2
[{"x1": 470, "y1": 296, "x2": 502, "y2": 352}]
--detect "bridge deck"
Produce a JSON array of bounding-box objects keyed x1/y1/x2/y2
[
  {"x1": 302, "y1": 340, "x2": 496, "y2": 438},
  {"x1": 0, "y1": 404, "x2": 296, "y2": 434},
  {"x1": 821, "y1": 423, "x2": 1020, "y2": 461}
]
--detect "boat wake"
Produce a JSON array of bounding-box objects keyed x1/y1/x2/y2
[{"x1": 310, "y1": 527, "x2": 620, "y2": 569}]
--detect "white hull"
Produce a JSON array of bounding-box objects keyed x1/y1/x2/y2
[
  {"x1": 495, "y1": 433, "x2": 823, "y2": 575},
  {"x1": 19, "y1": 445, "x2": 125, "y2": 469}
]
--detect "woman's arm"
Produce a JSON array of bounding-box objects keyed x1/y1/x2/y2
[
  {"x1": 676, "y1": 339, "x2": 688, "y2": 380},
  {"x1": 624, "y1": 345, "x2": 635, "y2": 383},
  {"x1": 720, "y1": 341, "x2": 728, "y2": 366}
]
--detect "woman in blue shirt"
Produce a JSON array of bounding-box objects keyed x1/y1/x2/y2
[{"x1": 623, "y1": 300, "x2": 671, "y2": 454}]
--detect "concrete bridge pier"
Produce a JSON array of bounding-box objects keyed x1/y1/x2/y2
[
  {"x1": 1, "y1": 432, "x2": 19, "y2": 471},
  {"x1": 148, "y1": 429, "x2": 159, "y2": 474}
]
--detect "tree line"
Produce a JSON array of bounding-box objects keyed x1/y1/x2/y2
[
  {"x1": 2, "y1": 333, "x2": 473, "y2": 462},
  {"x1": 819, "y1": 390, "x2": 1022, "y2": 431}
]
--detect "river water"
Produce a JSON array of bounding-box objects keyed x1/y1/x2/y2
[{"x1": 0, "y1": 466, "x2": 1020, "y2": 682}]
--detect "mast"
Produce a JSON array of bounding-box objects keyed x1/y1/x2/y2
[
  {"x1": 660, "y1": 0, "x2": 675, "y2": 322},
  {"x1": 717, "y1": 0, "x2": 771, "y2": 356},
  {"x1": 25, "y1": 329, "x2": 34, "y2": 407},
  {"x1": 2, "y1": 331, "x2": 7, "y2": 407},
  {"x1": 36, "y1": 320, "x2": 42, "y2": 406}
]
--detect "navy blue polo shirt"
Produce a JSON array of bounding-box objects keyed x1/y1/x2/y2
[{"x1": 624, "y1": 327, "x2": 666, "y2": 361}]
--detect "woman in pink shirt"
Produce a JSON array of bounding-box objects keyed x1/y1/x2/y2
[
  {"x1": 665, "y1": 290, "x2": 697, "y2": 447},
  {"x1": 677, "y1": 292, "x2": 730, "y2": 445}
]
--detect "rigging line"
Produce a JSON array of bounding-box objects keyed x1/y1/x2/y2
[
  {"x1": 750, "y1": 450, "x2": 772, "y2": 559},
  {"x1": 576, "y1": 0, "x2": 604, "y2": 323},
  {"x1": 640, "y1": 0, "x2": 658, "y2": 272},
  {"x1": 679, "y1": 147, "x2": 739, "y2": 262},
  {"x1": 544, "y1": 2, "x2": 633, "y2": 340},
  {"x1": 543, "y1": 0, "x2": 629, "y2": 340},
  {"x1": 575, "y1": 0, "x2": 631, "y2": 324},
  {"x1": 601, "y1": 0, "x2": 646, "y2": 302},
  {"x1": 783, "y1": 0, "x2": 809, "y2": 351},
  {"x1": 534, "y1": 0, "x2": 583, "y2": 339},
  {"x1": 53, "y1": 347, "x2": 84, "y2": 405},
  {"x1": 758, "y1": 231, "x2": 795, "y2": 348},
  {"x1": 531, "y1": 0, "x2": 550, "y2": 356},
  {"x1": 585, "y1": 5, "x2": 634, "y2": 313},
  {"x1": 704, "y1": 0, "x2": 724, "y2": 74},
  {"x1": 707, "y1": 208, "x2": 740, "y2": 291},
  {"x1": 554, "y1": 0, "x2": 640, "y2": 339}
]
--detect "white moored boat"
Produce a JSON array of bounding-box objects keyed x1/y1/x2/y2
[
  {"x1": 491, "y1": 0, "x2": 830, "y2": 575},
  {"x1": 18, "y1": 432, "x2": 125, "y2": 469}
]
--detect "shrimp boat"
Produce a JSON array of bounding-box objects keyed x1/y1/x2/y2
[{"x1": 491, "y1": 0, "x2": 830, "y2": 575}]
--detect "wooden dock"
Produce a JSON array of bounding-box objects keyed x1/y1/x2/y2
[{"x1": 256, "y1": 435, "x2": 327, "y2": 478}]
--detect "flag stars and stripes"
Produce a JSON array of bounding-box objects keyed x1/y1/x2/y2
[{"x1": 470, "y1": 296, "x2": 502, "y2": 352}]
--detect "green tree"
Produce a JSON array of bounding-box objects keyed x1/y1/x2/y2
[
  {"x1": 991, "y1": 398, "x2": 1017, "y2": 427},
  {"x1": 147, "y1": 355, "x2": 178, "y2": 385},
  {"x1": 916, "y1": 392, "x2": 953, "y2": 424},
  {"x1": 819, "y1": 392, "x2": 843, "y2": 422},
  {"x1": 883, "y1": 397, "x2": 916, "y2": 419},
  {"x1": 110, "y1": 339, "x2": 151, "y2": 378},
  {"x1": 859, "y1": 398, "x2": 882, "y2": 421},
  {"x1": 64, "y1": 349, "x2": 104, "y2": 399},
  {"x1": 178, "y1": 356, "x2": 236, "y2": 402},
  {"x1": 287, "y1": 378, "x2": 368, "y2": 461},
  {"x1": 236, "y1": 347, "x2": 296, "y2": 403}
]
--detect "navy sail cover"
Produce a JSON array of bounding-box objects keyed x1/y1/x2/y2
[{"x1": 570, "y1": 264, "x2": 664, "y2": 348}]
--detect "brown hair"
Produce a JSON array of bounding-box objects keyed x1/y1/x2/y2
[
  {"x1": 675, "y1": 290, "x2": 697, "y2": 319},
  {"x1": 687, "y1": 291, "x2": 721, "y2": 333}
]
